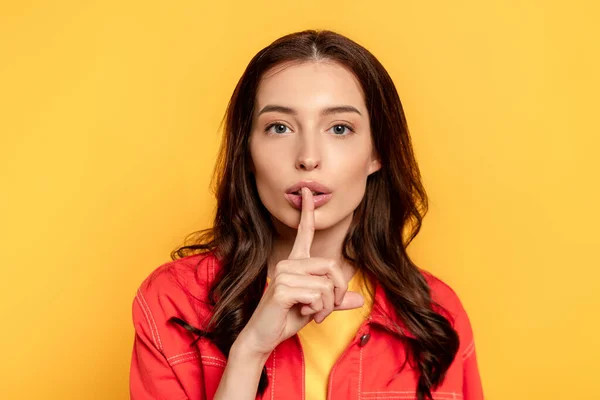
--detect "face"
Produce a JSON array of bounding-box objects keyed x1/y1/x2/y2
[{"x1": 249, "y1": 60, "x2": 381, "y2": 232}]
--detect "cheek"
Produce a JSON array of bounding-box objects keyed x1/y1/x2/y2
[
  {"x1": 252, "y1": 160, "x2": 278, "y2": 197},
  {"x1": 250, "y1": 135, "x2": 290, "y2": 172},
  {"x1": 249, "y1": 138, "x2": 286, "y2": 202},
  {"x1": 331, "y1": 146, "x2": 374, "y2": 184},
  {"x1": 327, "y1": 160, "x2": 371, "y2": 215}
]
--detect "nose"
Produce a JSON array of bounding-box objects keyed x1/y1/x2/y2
[{"x1": 295, "y1": 132, "x2": 321, "y2": 171}]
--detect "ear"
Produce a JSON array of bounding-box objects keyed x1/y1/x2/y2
[{"x1": 367, "y1": 157, "x2": 381, "y2": 175}]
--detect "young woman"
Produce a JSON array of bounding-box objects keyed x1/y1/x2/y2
[{"x1": 130, "y1": 30, "x2": 484, "y2": 400}]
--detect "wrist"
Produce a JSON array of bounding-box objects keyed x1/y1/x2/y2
[
  {"x1": 214, "y1": 333, "x2": 269, "y2": 400},
  {"x1": 231, "y1": 332, "x2": 271, "y2": 366}
]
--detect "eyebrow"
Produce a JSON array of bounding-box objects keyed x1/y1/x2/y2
[{"x1": 257, "y1": 104, "x2": 362, "y2": 117}]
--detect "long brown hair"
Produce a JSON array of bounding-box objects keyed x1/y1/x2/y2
[{"x1": 170, "y1": 29, "x2": 459, "y2": 400}]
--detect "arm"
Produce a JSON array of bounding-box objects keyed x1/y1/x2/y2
[
  {"x1": 212, "y1": 336, "x2": 270, "y2": 400},
  {"x1": 455, "y1": 300, "x2": 484, "y2": 400},
  {"x1": 462, "y1": 336, "x2": 484, "y2": 400},
  {"x1": 130, "y1": 292, "x2": 194, "y2": 400},
  {"x1": 429, "y1": 276, "x2": 484, "y2": 399}
]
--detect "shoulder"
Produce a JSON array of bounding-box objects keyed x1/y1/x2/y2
[
  {"x1": 421, "y1": 271, "x2": 465, "y2": 319},
  {"x1": 138, "y1": 251, "x2": 219, "y2": 300},
  {"x1": 131, "y1": 251, "x2": 220, "y2": 355},
  {"x1": 421, "y1": 271, "x2": 477, "y2": 359}
]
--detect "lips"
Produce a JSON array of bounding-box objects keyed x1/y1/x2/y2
[
  {"x1": 291, "y1": 189, "x2": 322, "y2": 195},
  {"x1": 284, "y1": 180, "x2": 333, "y2": 210},
  {"x1": 285, "y1": 180, "x2": 332, "y2": 195}
]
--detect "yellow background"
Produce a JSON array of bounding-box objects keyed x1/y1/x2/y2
[{"x1": 1, "y1": 1, "x2": 598, "y2": 399}]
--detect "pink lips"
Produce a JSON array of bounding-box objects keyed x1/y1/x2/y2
[
  {"x1": 284, "y1": 180, "x2": 333, "y2": 210},
  {"x1": 284, "y1": 192, "x2": 333, "y2": 210}
]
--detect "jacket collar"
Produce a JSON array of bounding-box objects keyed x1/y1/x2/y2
[{"x1": 366, "y1": 271, "x2": 417, "y2": 340}]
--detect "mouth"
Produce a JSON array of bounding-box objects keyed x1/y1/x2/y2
[
  {"x1": 285, "y1": 180, "x2": 332, "y2": 196},
  {"x1": 284, "y1": 191, "x2": 333, "y2": 210},
  {"x1": 290, "y1": 189, "x2": 326, "y2": 196},
  {"x1": 284, "y1": 180, "x2": 333, "y2": 210}
]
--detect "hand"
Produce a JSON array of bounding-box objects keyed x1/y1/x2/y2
[{"x1": 236, "y1": 187, "x2": 365, "y2": 357}]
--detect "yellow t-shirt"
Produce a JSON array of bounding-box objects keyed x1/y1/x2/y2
[{"x1": 296, "y1": 269, "x2": 374, "y2": 400}]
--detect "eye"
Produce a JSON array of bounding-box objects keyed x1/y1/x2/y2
[
  {"x1": 265, "y1": 123, "x2": 291, "y2": 135},
  {"x1": 329, "y1": 124, "x2": 354, "y2": 136}
]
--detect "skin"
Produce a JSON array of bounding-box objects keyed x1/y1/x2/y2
[
  {"x1": 249, "y1": 60, "x2": 381, "y2": 281},
  {"x1": 214, "y1": 60, "x2": 381, "y2": 400}
]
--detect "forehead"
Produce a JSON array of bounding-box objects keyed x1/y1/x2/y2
[{"x1": 255, "y1": 61, "x2": 367, "y2": 112}]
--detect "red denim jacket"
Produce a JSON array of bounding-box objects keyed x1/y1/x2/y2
[{"x1": 130, "y1": 252, "x2": 484, "y2": 400}]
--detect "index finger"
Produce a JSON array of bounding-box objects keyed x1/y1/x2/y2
[{"x1": 288, "y1": 187, "x2": 315, "y2": 260}]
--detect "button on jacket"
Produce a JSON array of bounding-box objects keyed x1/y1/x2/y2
[{"x1": 130, "y1": 252, "x2": 484, "y2": 400}]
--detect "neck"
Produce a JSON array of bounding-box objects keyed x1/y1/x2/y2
[{"x1": 268, "y1": 212, "x2": 357, "y2": 282}]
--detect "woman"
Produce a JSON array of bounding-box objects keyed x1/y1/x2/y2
[{"x1": 130, "y1": 30, "x2": 483, "y2": 400}]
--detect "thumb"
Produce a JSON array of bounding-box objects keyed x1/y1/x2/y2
[{"x1": 333, "y1": 291, "x2": 365, "y2": 311}]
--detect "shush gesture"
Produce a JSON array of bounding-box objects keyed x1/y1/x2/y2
[{"x1": 238, "y1": 187, "x2": 365, "y2": 357}]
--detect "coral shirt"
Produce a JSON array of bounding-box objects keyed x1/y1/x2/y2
[{"x1": 130, "y1": 252, "x2": 484, "y2": 399}]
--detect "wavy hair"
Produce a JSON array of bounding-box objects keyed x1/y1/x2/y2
[{"x1": 170, "y1": 29, "x2": 459, "y2": 400}]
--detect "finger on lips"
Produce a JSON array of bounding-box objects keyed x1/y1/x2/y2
[
  {"x1": 288, "y1": 187, "x2": 314, "y2": 260},
  {"x1": 282, "y1": 186, "x2": 356, "y2": 322}
]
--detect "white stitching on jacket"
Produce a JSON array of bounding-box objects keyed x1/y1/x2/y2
[
  {"x1": 462, "y1": 339, "x2": 475, "y2": 361},
  {"x1": 358, "y1": 344, "x2": 364, "y2": 400},
  {"x1": 167, "y1": 351, "x2": 198, "y2": 360},
  {"x1": 361, "y1": 392, "x2": 463, "y2": 400},
  {"x1": 168, "y1": 354, "x2": 228, "y2": 368},
  {"x1": 198, "y1": 361, "x2": 226, "y2": 368},
  {"x1": 271, "y1": 348, "x2": 276, "y2": 400},
  {"x1": 170, "y1": 354, "x2": 200, "y2": 366},
  {"x1": 137, "y1": 288, "x2": 164, "y2": 352},
  {"x1": 201, "y1": 355, "x2": 227, "y2": 363},
  {"x1": 135, "y1": 293, "x2": 158, "y2": 351}
]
